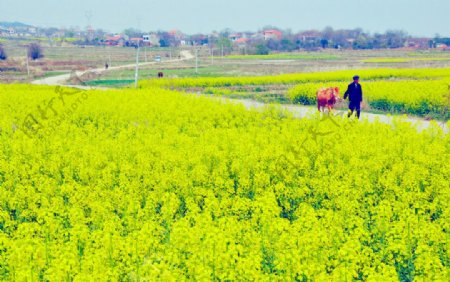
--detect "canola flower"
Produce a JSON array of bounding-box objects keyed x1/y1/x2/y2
[
  {"x1": 141, "y1": 68, "x2": 450, "y2": 89},
  {"x1": 363, "y1": 58, "x2": 450, "y2": 63},
  {"x1": 288, "y1": 79, "x2": 450, "y2": 118},
  {"x1": 142, "y1": 68, "x2": 450, "y2": 118},
  {"x1": 226, "y1": 53, "x2": 341, "y2": 60},
  {"x1": 0, "y1": 84, "x2": 449, "y2": 281}
]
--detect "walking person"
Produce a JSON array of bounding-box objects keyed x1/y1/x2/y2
[{"x1": 344, "y1": 75, "x2": 363, "y2": 119}]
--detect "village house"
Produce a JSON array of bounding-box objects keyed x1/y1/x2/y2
[
  {"x1": 229, "y1": 33, "x2": 244, "y2": 42},
  {"x1": 406, "y1": 38, "x2": 431, "y2": 49},
  {"x1": 0, "y1": 26, "x2": 10, "y2": 37},
  {"x1": 143, "y1": 34, "x2": 160, "y2": 46},
  {"x1": 436, "y1": 43, "x2": 450, "y2": 51},
  {"x1": 105, "y1": 34, "x2": 127, "y2": 46},
  {"x1": 168, "y1": 29, "x2": 185, "y2": 41},
  {"x1": 263, "y1": 29, "x2": 282, "y2": 40},
  {"x1": 0, "y1": 27, "x2": 17, "y2": 37},
  {"x1": 129, "y1": 37, "x2": 144, "y2": 47},
  {"x1": 297, "y1": 30, "x2": 321, "y2": 42},
  {"x1": 234, "y1": 37, "x2": 249, "y2": 47}
]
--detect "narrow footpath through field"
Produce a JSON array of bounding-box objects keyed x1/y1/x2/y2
[
  {"x1": 31, "y1": 50, "x2": 194, "y2": 86},
  {"x1": 212, "y1": 97, "x2": 449, "y2": 133}
]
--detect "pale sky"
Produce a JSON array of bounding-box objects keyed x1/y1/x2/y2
[{"x1": 1, "y1": 0, "x2": 448, "y2": 37}]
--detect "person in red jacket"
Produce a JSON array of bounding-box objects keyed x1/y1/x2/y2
[{"x1": 344, "y1": 75, "x2": 363, "y2": 119}]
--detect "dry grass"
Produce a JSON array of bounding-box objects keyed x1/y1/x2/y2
[{"x1": 1, "y1": 39, "x2": 450, "y2": 83}]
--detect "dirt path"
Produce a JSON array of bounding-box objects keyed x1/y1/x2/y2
[
  {"x1": 31, "y1": 50, "x2": 194, "y2": 86},
  {"x1": 211, "y1": 97, "x2": 449, "y2": 133}
]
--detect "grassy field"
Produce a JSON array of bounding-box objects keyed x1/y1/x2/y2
[
  {"x1": 0, "y1": 39, "x2": 180, "y2": 83},
  {"x1": 75, "y1": 49, "x2": 450, "y2": 89},
  {"x1": 95, "y1": 65, "x2": 240, "y2": 81},
  {"x1": 226, "y1": 53, "x2": 342, "y2": 60},
  {"x1": 363, "y1": 57, "x2": 450, "y2": 63},
  {"x1": 2, "y1": 39, "x2": 450, "y2": 84}
]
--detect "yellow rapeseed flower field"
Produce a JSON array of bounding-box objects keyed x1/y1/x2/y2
[
  {"x1": 288, "y1": 79, "x2": 450, "y2": 118},
  {"x1": 143, "y1": 67, "x2": 450, "y2": 119},
  {"x1": 0, "y1": 84, "x2": 449, "y2": 281}
]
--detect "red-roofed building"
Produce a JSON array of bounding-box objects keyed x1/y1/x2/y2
[
  {"x1": 235, "y1": 38, "x2": 249, "y2": 44},
  {"x1": 437, "y1": 43, "x2": 450, "y2": 51},
  {"x1": 263, "y1": 29, "x2": 282, "y2": 40},
  {"x1": 406, "y1": 38, "x2": 431, "y2": 49},
  {"x1": 106, "y1": 35, "x2": 126, "y2": 46},
  {"x1": 168, "y1": 29, "x2": 184, "y2": 40},
  {"x1": 229, "y1": 33, "x2": 243, "y2": 41}
]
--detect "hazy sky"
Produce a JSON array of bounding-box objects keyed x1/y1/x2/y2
[{"x1": 2, "y1": 0, "x2": 448, "y2": 36}]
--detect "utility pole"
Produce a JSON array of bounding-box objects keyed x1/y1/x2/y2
[
  {"x1": 195, "y1": 47, "x2": 198, "y2": 74},
  {"x1": 134, "y1": 44, "x2": 140, "y2": 88},
  {"x1": 26, "y1": 49, "x2": 30, "y2": 78},
  {"x1": 144, "y1": 46, "x2": 147, "y2": 62},
  {"x1": 211, "y1": 48, "x2": 214, "y2": 65}
]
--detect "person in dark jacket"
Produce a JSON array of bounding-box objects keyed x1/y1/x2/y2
[{"x1": 344, "y1": 75, "x2": 363, "y2": 119}]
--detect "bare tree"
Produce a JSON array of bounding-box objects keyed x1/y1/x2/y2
[
  {"x1": 322, "y1": 26, "x2": 334, "y2": 41},
  {"x1": 385, "y1": 30, "x2": 409, "y2": 48}
]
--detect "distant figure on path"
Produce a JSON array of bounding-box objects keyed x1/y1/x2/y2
[
  {"x1": 344, "y1": 75, "x2": 363, "y2": 119},
  {"x1": 158, "y1": 72, "x2": 164, "y2": 78},
  {"x1": 105, "y1": 62, "x2": 109, "y2": 70}
]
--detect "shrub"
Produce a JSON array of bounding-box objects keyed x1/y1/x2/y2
[
  {"x1": 255, "y1": 44, "x2": 270, "y2": 55},
  {"x1": 28, "y1": 42, "x2": 44, "y2": 60},
  {"x1": 0, "y1": 44, "x2": 6, "y2": 60}
]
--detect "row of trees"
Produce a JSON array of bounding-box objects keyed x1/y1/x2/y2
[
  {"x1": 0, "y1": 43, "x2": 44, "y2": 61},
  {"x1": 220, "y1": 28, "x2": 450, "y2": 54},
  {"x1": 67, "y1": 24, "x2": 448, "y2": 54},
  {"x1": 180, "y1": 28, "x2": 413, "y2": 55},
  {"x1": 243, "y1": 28, "x2": 413, "y2": 54}
]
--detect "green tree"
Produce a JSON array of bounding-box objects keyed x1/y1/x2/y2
[
  {"x1": 65, "y1": 30, "x2": 75, "y2": 38},
  {"x1": 255, "y1": 44, "x2": 270, "y2": 55},
  {"x1": 217, "y1": 37, "x2": 232, "y2": 49},
  {"x1": 281, "y1": 39, "x2": 296, "y2": 51},
  {"x1": 123, "y1": 28, "x2": 143, "y2": 38}
]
